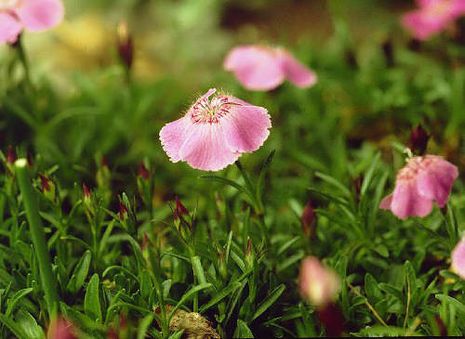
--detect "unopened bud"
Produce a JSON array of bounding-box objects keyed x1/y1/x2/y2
[
  {"x1": 382, "y1": 39, "x2": 394, "y2": 67},
  {"x1": 117, "y1": 21, "x2": 134, "y2": 71},
  {"x1": 82, "y1": 183, "x2": 92, "y2": 201},
  {"x1": 301, "y1": 200, "x2": 316, "y2": 238},
  {"x1": 409, "y1": 124, "x2": 429, "y2": 155},
  {"x1": 138, "y1": 162, "x2": 150, "y2": 180},
  {"x1": 39, "y1": 174, "x2": 56, "y2": 203},
  {"x1": 317, "y1": 303, "x2": 346, "y2": 337},
  {"x1": 174, "y1": 196, "x2": 188, "y2": 220},
  {"x1": 299, "y1": 256, "x2": 340, "y2": 307},
  {"x1": 6, "y1": 145, "x2": 16, "y2": 164},
  {"x1": 118, "y1": 199, "x2": 129, "y2": 221},
  {"x1": 47, "y1": 317, "x2": 77, "y2": 339},
  {"x1": 245, "y1": 238, "x2": 254, "y2": 267}
]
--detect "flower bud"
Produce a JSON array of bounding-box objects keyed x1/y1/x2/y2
[
  {"x1": 301, "y1": 200, "x2": 316, "y2": 238},
  {"x1": 47, "y1": 317, "x2": 77, "y2": 339},
  {"x1": 117, "y1": 21, "x2": 134, "y2": 72},
  {"x1": 317, "y1": 303, "x2": 346, "y2": 337},
  {"x1": 118, "y1": 199, "x2": 129, "y2": 221},
  {"x1": 138, "y1": 162, "x2": 150, "y2": 181},
  {"x1": 409, "y1": 124, "x2": 429, "y2": 155},
  {"x1": 6, "y1": 145, "x2": 16, "y2": 165},
  {"x1": 39, "y1": 174, "x2": 56, "y2": 203},
  {"x1": 174, "y1": 196, "x2": 188, "y2": 220},
  {"x1": 381, "y1": 39, "x2": 394, "y2": 67},
  {"x1": 299, "y1": 256, "x2": 340, "y2": 307}
]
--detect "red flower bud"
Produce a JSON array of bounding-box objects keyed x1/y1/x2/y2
[
  {"x1": 118, "y1": 199, "x2": 129, "y2": 221},
  {"x1": 39, "y1": 174, "x2": 51, "y2": 192},
  {"x1": 301, "y1": 200, "x2": 316, "y2": 238},
  {"x1": 174, "y1": 196, "x2": 188, "y2": 220},
  {"x1": 82, "y1": 183, "x2": 92, "y2": 199},
  {"x1": 117, "y1": 21, "x2": 134, "y2": 71},
  {"x1": 138, "y1": 162, "x2": 150, "y2": 180},
  {"x1": 47, "y1": 317, "x2": 77, "y2": 339},
  {"x1": 409, "y1": 124, "x2": 429, "y2": 155},
  {"x1": 6, "y1": 145, "x2": 16, "y2": 164}
]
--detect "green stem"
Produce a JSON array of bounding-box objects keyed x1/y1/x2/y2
[
  {"x1": 15, "y1": 159, "x2": 59, "y2": 318},
  {"x1": 16, "y1": 37, "x2": 32, "y2": 87}
]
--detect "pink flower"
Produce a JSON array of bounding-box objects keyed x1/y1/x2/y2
[
  {"x1": 299, "y1": 256, "x2": 340, "y2": 307},
  {"x1": 224, "y1": 45, "x2": 317, "y2": 91},
  {"x1": 452, "y1": 237, "x2": 465, "y2": 279},
  {"x1": 380, "y1": 155, "x2": 459, "y2": 220},
  {"x1": 47, "y1": 317, "x2": 77, "y2": 339},
  {"x1": 401, "y1": 0, "x2": 465, "y2": 40},
  {"x1": 0, "y1": 0, "x2": 64, "y2": 44},
  {"x1": 159, "y1": 88, "x2": 271, "y2": 171}
]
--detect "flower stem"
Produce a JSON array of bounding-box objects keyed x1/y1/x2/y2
[
  {"x1": 15, "y1": 36, "x2": 32, "y2": 87},
  {"x1": 15, "y1": 159, "x2": 59, "y2": 318}
]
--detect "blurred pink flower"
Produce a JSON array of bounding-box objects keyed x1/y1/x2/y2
[
  {"x1": 47, "y1": 317, "x2": 76, "y2": 339},
  {"x1": 0, "y1": 0, "x2": 64, "y2": 44},
  {"x1": 224, "y1": 45, "x2": 317, "y2": 91},
  {"x1": 159, "y1": 88, "x2": 271, "y2": 171},
  {"x1": 299, "y1": 256, "x2": 340, "y2": 307},
  {"x1": 402, "y1": 0, "x2": 465, "y2": 40},
  {"x1": 380, "y1": 155, "x2": 458, "y2": 220},
  {"x1": 452, "y1": 237, "x2": 465, "y2": 279}
]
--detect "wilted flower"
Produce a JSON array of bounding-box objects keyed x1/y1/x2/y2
[
  {"x1": 299, "y1": 256, "x2": 340, "y2": 307},
  {"x1": 224, "y1": 45, "x2": 317, "y2": 91},
  {"x1": 380, "y1": 155, "x2": 458, "y2": 220},
  {"x1": 401, "y1": 0, "x2": 465, "y2": 41},
  {"x1": 47, "y1": 317, "x2": 76, "y2": 339},
  {"x1": 0, "y1": 0, "x2": 64, "y2": 44},
  {"x1": 452, "y1": 237, "x2": 465, "y2": 279},
  {"x1": 159, "y1": 88, "x2": 271, "y2": 171}
]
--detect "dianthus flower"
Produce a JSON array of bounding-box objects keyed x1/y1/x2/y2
[
  {"x1": 159, "y1": 88, "x2": 271, "y2": 171},
  {"x1": 0, "y1": 0, "x2": 64, "y2": 44},
  {"x1": 47, "y1": 317, "x2": 77, "y2": 339},
  {"x1": 224, "y1": 45, "x2": 317, "y2": 91},
  {"x1": 452, "y1": 237, "x2": 465, "y2": 279},
  {"x1": 402, "y1": 0, "x2": 465, "y2": 40},
  {"x1": 380, "y1": 155, "x2": 458, "y2": 219},
  {"x1": 299, "y1": 256, "x2": 340, "y2": 307}
]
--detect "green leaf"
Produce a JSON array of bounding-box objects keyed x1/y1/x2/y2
[
  {"x1": 66, "y1": 250, "x2": 92, "y2": 294},
  {"x1": 436, "y1": 294, "x2": 465, "y2": 316},
  {"x1": 234, "y1": 319, "x2": 254, "y2": 338},
  {"x1": 169, "y1": 283, "x2": 212, "y2": 320},
  {"x1": 0, "y1": 314, "x2": 28, "y2": 339},
  {"x1": 199, "y1": 281, "x2": 242, "y2": 313},
  {"x1": 137, "y1": 314, "x2": 155, "y2": 339},
  {"x1": 5, "y1": 288, "x2": 33, "y2": 317},
  {"x1": 17, "y1": 310, "x2": 44, "y2": 339},
  {"x1": 84, "y1": 274, "x2": 102, "y2": 323},
  {"x1": 251, "y1": 284, "x2": 285, "y2": 321}
]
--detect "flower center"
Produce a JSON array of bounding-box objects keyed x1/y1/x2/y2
[
  {"x1": 0, "y1": 0, "x2": 19, "y2": 10},
  {"x1": 190, "y1": 89, "x2": 231, "y2": 124}
]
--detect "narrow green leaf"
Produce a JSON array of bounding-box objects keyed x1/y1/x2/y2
[
  {"x1": 5, "y1": 288, "x2": 33, "y2": 317},
  {"x1": 234, "y1": 319, "x2": 254, "y2": 338},
  {"x1": 251, "y1": 284, "x2": 285, "y2": 321},
  {"x1": 200, "y1": 281, "x2": 242, "y2": 313},
  {"x1": 66, "y1": 250, "x2": 92, "y2": 293}
]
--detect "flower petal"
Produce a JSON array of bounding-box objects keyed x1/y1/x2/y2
[
  {"x1": 224, "y1": 46, "x2": 285, "y2": 91},
  {"x1": 17, "y1": 0, "x2": 64, "y2": 32},
  {"x1": 390, "y1": 181, "x2": 433, "y2": 219},
  {"x1": 222, "y1": 99, "x2": 271, "y2": 153},
  {"x1": 379, "y1": 194, "x2": 393, "y2": 210},
  {"x1": 0, "y1": 13, "x2": 22, "y2": 44},
  {"x1": 416, "y1": 162, "x2": 458, "y2": 207},
  {"x1": 178, "y1": 123, "x2": 240, "y2": 171},
  {"x1": 452, "y1": 238, "x2": 465, "y2": 279},
  {"x1": 278, "y1": 50, "x2": 317, "y2": 88},
  {"x1": 159, "y1": 117, "x2": 191, "y2": 163}
]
